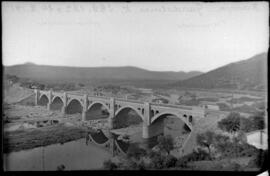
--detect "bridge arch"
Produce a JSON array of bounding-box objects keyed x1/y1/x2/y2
[
  {"x1": 114, "y1": 105, "x2": 144, "y2": 122},
  {"x1": 50, "y1": 96, "x2": 64, "y2": 111},
  {"x1": 149, "y1": 111, "x2": 193, "y2": 153},
  {"x1": 51, "y1": 96, "x2": 63, "y2": 104},
  {"x1": 151, "y1": 111, "x2": 192, "y2": 131},
  {"x1": 66, "y1": 99, "x2": 83, "y2": 114},
  {"x1": 88, "y1": 101, "x2": 110, "y2": 113},
  {"x1": 85, "y1": 101, "x2": 110, "y2": 121},
  {"x1": 67, "y1": 98, "x2": 84, "y2": 108},
  {"x1": 113, "y1": 105, "x2": 144, "y2": 129},
  {"x1": 38, "y1": 94, "x2": 49, "y2": 106}
]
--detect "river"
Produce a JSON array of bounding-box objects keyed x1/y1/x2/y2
[{"x1": 4, "y1": 138, "x2": 112, "y2": 171}]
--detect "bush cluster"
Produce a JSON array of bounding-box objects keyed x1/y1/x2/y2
[{"x1": 176, "y1": 148, "x2": 211, "y2": 168}]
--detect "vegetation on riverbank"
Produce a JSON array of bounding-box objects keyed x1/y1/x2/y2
[
  {"x1": 103, "y1": 111, "x2": 267, "y2": 171},
  {"x1": 4, "y1": 123, "x2": 87, "y2": 153}
]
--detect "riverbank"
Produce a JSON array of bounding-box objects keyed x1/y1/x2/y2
[{"x1": 4, "y1": 123, "x2": 87, "y2": 153}]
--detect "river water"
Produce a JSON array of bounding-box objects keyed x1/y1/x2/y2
[{"x1": 4, "y1": 138, "x2": 112, "y2": 171}]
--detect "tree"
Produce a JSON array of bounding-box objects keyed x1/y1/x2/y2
[
  {"x1": 240, "y1": 111, "x2": 265, "y2": 133},
  {"x1": 148, "y1": 152, "x2": 165, "y2": 169},
  {"x1": 218, "y1": 112, "x2": 241, "y2": 134},
  {"x1": 103, "y1": 159, "x2": 118, "y2": 170},
  {"x1": 157, "y1": 135, "x2": 174, "y2": 155},
  {"x1": 240, "y1": 117, "x2": 253, "y2": 132},
  {"x1": 196, "y1": 130, "x2": 215, "y2": 158},
  {"x1": 250, "y1": 111, "x2": 265, "y2": 130},
  {"x1": 213, "y1": 133, "x2": 231, "y2": 154},
  {"x1": 126, "y1": 143, "x2": 146, "y2": 160},
  {"x1": 164, "y1": 154, "x2": 177, "y2": 168},
  {"x1": 218, "y1": 112, "x2": 245, "y2": 158}
]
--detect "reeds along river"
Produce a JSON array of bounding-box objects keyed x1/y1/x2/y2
[{"x1": 4, "y1": 138, "x2": 112, "y2": 171}]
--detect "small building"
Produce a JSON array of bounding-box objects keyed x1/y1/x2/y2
[
  {"x1": 152, "y1": 98, "x2": 169, "y2": 104},
  {"x1": 246, "y1": 129, "x2": 268, "y2": 150},
  {"x1": 199, "y1": 101, "x2": 220, "y2": 110}
]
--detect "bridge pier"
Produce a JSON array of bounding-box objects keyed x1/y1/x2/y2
[
  {"x1": 142, "y1": 102, "x2": 150, "y2": 138},
  {"x1": 47, "y1": 89, "x2": 52, "y2": 111},
  {"x1": 109, "y1": 98, "x2": 116, "y2": 155},
  {"x1": 34, "y1": 89, "x2": 39, "y2": 106},
  {"x1": 142, "y1": 122, "x2": 150, "y2": 139},
  {"x1": 108, "y1": 98, "x2": 115, "y2": 129},
  {"x1": 82, "y1": 111, "x2": 87, "y2": 121},
  {"x1": 82, "y1": 94, "x2": 88, "y2": 121},
  {"x1": 61, "y1": 106, "x2": 66, "y2": 114},
  {"x1": 142, "y1": 102, "x2": 151, "y2": 149},
  {"x1": 61, "y1": 92, "x2": 67, "y2": 117}
]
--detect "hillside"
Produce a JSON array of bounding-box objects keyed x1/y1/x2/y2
[
  {"x1": 173, "y1": 53, "x2": 267, "y2": 91},
  {"x1": 4, "y1": 83, "x2": 34, "y2": 104},
  {"x1": 4, "y1": 64, "x2": 202, "y2": 83}
]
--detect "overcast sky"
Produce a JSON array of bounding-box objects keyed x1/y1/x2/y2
[{"x1": 2, "y1": 2, "x2": 269, "y2": 72}]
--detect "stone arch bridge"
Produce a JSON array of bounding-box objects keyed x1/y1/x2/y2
[{"x1": 35, "y1": 89, "x2": 205, "y2": 154}]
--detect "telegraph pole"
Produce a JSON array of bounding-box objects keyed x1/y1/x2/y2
[{"x1": 42, "y1": 145, "x2": 45, "y2": 171}]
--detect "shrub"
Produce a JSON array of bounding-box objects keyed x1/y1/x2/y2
[
  {"x1": 218, "y1": 112, "x2": 241, "y2": 134},
  {"x1": 157, "y1": 135, "x2": 174, "y2": 155},
  {"x1": 223, "y1": 162, "x2": 242, "y2": 171},
  {"x1": 247, "y1": 149, "x2": 268, "y2": 170},
  {"x1": 213, "y1": 134, "x2": 231, "y2": 153},
  {"x1": 176, "y1": 157, "x2": 188, "y2": 168},
  {"x1": 197, "y1": 131, "x2": 215, "y2": 158},
  {"x1": 103, "y1": 159, "x2": 118, "y2": 170},
  {"x1": 56, "y1": 164, "x2": 66, "y2": 171},
  {"x1": 149, "y1": 153, "x2": 165, "y2": 169},
  {"x1": 164, "y1": 154, "x2": 177, "y2": 168},
  {"x1": 176, "y1": 149, "x2": 211, "y2": 168},
  {"x1": 126, "y1": 144, "x2": 146, "y2": 160}
]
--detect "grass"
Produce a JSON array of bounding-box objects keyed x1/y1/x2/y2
[{"x1": 4, "y1": 123, "x2": 87, "y2": 153}]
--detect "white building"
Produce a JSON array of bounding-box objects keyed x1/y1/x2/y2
[{"x1": 246, "y1": 129, "x2": 268, "y2": 150}]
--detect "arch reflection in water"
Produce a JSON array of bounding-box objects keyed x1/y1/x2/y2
[{"x1": 88, "y1": 129, "x2": 109, "y2": 145}]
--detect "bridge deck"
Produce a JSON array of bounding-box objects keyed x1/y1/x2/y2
[{"x1": 42, "y1": 90, "x2": 205, "y2": 112}]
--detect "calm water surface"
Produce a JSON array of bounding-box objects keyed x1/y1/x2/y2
[{"x1": 4, "y1": 138, "x2": 111, "y2": 171}]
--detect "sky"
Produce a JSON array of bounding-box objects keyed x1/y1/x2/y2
[{"x1": 2, "y1": 2, "x2": 269, "y2": 72}]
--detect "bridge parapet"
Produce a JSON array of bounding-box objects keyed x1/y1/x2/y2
[
  {"x1": 67, "y1": 94, "x2": 84, "y2": 101},
  {"x1": 151, "y1": 103, "x2": 193, "y2": 110},
  {"x1": 52, "y1": 92, "x2": 63, "y2": 97},
  {"x1": 151, "y1": 105, "x2": 194, "y2": 115},
  {"x1": 87, "y1": 96, "x2": 110, "y2": 103},
  {"x1": 87, "y1": 95, "x2": 110, "y2": 100},
  {"x1": 115, "y1": 99, "x2": 144, "y2": 108},
  {"x1": 39, "y1": 90, "x2": 49, "y2": 96},
  {"x1": 115, "y1": 98, "x2": 144, "y2": 104}
]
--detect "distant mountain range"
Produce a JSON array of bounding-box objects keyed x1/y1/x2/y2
[
  {"x1": 3, "y1": 64, "x2": 202, "y2": 82},
  {"x1": 172, "y1": 53, "x2": 267, "y2": 91}
]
